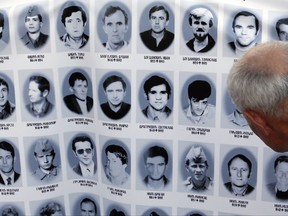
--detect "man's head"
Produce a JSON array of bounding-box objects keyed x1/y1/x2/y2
[
  {"x1": 80, "y1": 198, "x2": 97, "y2": 216},
  {"x1": 187, "y1": 80, "x2": 211, "y2": 116},
  {"x1": 34, "y1": 139, "x2": 55, "y2": 171},
  {"x1": 144, "y1": 75, "x2": 171, "y2": 111},
  {"x1": 28, "y1": 75, "x2": 50, "y2": 104},
  {"x1": 68, "y1": 72, "x2": 88, "y2": 101},
  {"x1": 232, "y1": 11, "x2": 259, "y2": 47},
  {"x1": 102, "y1": 6, "x2": 128, "y2": 47},
  {"x1": 0, "y1": 12, "x2": 5, "y2": 39},
  {"x1": 72, "y1": 136, "x2": 94, "y2": 167},
  {"x1": 103, "y1": 75, "x2": 126, "y2": 108},
  {"x1": 24, "y1": 6, "x2": 43, "y2": 34},
  {"x1": 273, "y1": 155, "x2": 288, "y2": 190},
  {"x1": 188, "y1": 8, "x2": 213, "y2": 42},
  {"x1": 185, "y1": 146, "x2": 209, "y2": 182},
  {"x1": 0, "y1": 141, "x2": 15, "y2": 176},
  {"x1": 276, "y1": 18, "x2": 288, "y2": 41},
  {"x1": 0, "y1": 78, "x2": 9, "y2": 108},
  {"x1": 61, "y1": 5, "x2": 87, "y2": 40},
  {"x1": 227, "y1": 154, "x2": 252, "y2": 187},
  {"x1": 143, "y1": 145, "x2": 168, "y2": 181},
  {"x1": 105, "y1": 144, "x2": 128, "y2": 178},
  {"x1": 227, "y1": 41, "x2": 288, "y2": 152},
  {"x1": 2, "y1": 206, "x2": 19, "y2": 216},
  {"x1": 148, "y1": 5, "x2": 169, "y2": 34}
]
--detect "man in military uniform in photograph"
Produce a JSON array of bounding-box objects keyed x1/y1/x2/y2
[
  {"x1": 21, "y1": 5, "x2": 49, "y2": 50},
  {"x1": 32, "y1": 139, "x2": 61, "y2": 183}
]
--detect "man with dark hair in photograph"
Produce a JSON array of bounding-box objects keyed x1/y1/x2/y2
[
  {"x1": 140, "y1": 5, "x2": 174, "y2": 52},
  {"x1": 184, "y1": 80, "x2": 215, "y2": 126},
  {"x1": 183, "y1": 146, "x2": 213, "y2": 192},
  {"x1": 60, "y1": 4, "x2": 89, "y2": 49},
  {"x1": 186, "y1": 7, "x2": 215, "y2": 53},
  {"x1": 102, "y1": 5, "x2": 129, "y2": 51},
  {"x1": 0, "y1": 77, "x2": 15, "y2": 120},
  {"x1": 228, "y1": 11, "x2": 260, "y2": 57},
  {"x1": 80, "y1": 198, "x2": 97, "y2": 216},
  {"x1": 142, "y1": 75, "x2": 172, "y2": 122},
  {"x1": 104, "y1": 144, "x2": 130, "y2": 187},
  {"x1": 224, "y1": 154, "x2": 254, "y2": 196},
  {"x1": 39, "y1": 202, "x2": 63, "y2": 216},
  {"x1": 0, "y1": 12, "x2": 8, "y2": 50},
  {"x1": 101, "y1": 75, "x2": 130, "y2": 120},
  {"x1": 267, "y1": 155, "x2": 288, "y2": 200},
  {"x1": 26, "y1": 75, "x2": 53, "y2": 118},
  {"x1": 21, "y1": 5, "x2": 48, "y2": 50},
  {"x1": 32, "y1": 139, "x2": 61, "y2": 182},
  {"x1": 63, "y1": 72, "x2": 93, "y2": 115},
  {"x1": 0, "y1": 141, "x2": 20, "y2": 186},
  {"x1": 275, "y1": 18, "x2": 288, "y2": 41},
  {"x1": 1, "y1": 206, "x2": 19, "y2": 216},
  {"x1": 109, "y1": 209, "x2": 125, "y2": 216},
  {"x1": 143, "y1": 145, "x2": 169, "y2": 190},
  {"x1": 71, "y1": 135, "x2": 96, "y2": 178}
]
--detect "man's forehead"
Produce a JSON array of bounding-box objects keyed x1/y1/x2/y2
[
  {"x1": 147, "y1": 156, "x2": 165, "y2": 162},
  {"x1": 75, "y1": 140, "x2": 91, "y2": 148},
  {"x1": 26, "y1": 15, "x2": 40, "y2": 20},
  {"x1": 0, "y1": 148, "x2": 12, "y2": 155},
  {"x1": 105, "y1": 10, "x2": 125, "y2": 21},
  {"x1": 235, "y1": 15, "x2": 256, "y2": 26},
  {"x1": 191, "y1": 97, "x2": 208, "y2": 102},
  {"x1": 150, "y1": 84, "x2": 167, "y2": 91},
  {"x1": 151, "y1": 10, "x2": 166, "y2": 17},
  {"x1": 0, "y1": 84, "x2": 8, "y2": 89},
  {"x1": 66, "y1": 11, "x2": 82, "y2": 19},
  {"x1": 107, "y1": 81, "x2": 123, "y2": 89}
]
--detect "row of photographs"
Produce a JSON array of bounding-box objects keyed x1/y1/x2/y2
[
  {"x1": 0, "y1": 0, "x2": 287, "y2": 57},
  {"x1": 1, "y1": 134, "x2": 287, "y2": 203},
  {"x1": 0, "y1": 70, "x2": 249, "y2": 130}
]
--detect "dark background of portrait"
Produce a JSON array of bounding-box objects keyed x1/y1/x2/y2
[
  {"x1": 0, "y1": 202, "x2": 25, "y2": 216},
  {"x1": 24, "y1": 134, "x2": 61, "y2": 186},
  {"x1": 15, "y1": 2, "x2": 50, "y2": 53},
  {"x1": 97, "y1": 1, "x2": 132, "y2": 48},
  {"x1": 136, "y1": 139, "x2": 173, "y2": 191},
  {"x1": 29, "y1": 197, "x2": 65, "y2": 216},
  {"x1": 178, "y1": 141, "x2": 214, "y2": 194},
  {"x1": 220, "y1": 145, "x2": 258, "y2": 199},
  {"x1": 56, "y1": 0, "x2": 90, "y2": 51},
  {"x1": 103, "y1": 198, "x2": 130, "y2": 216},
  {"x1": 65, "y1": 131, "x2": 97, "y2": 180},
  {"x1": 19, "y1": 69, "x2": 56, "y2": 121},
  {"x1": 69, "y1": 193, "x2": 100, "y2": 216},
  {"x1": 223, "y1": 5, "x2": 262, "y2": 57}
]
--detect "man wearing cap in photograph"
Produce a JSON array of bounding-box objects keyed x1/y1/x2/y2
[
  {"x1": 21, "y1": 5, "x2": 49, "y2": 50},
  {"x1": 183, "y1": 146, "x2": 213, "y2": 192},
  {"x1": 32, "y1": 139, "x2": 61, "y2": 182}
]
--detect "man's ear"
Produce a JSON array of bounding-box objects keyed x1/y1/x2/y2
[{"x1": 243, "y1": 110, "x2": 271, "y2": 137}]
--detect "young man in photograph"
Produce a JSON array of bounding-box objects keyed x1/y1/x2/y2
[{"x1": 0, "y1": 77, "x2": 15, "y2": 120}]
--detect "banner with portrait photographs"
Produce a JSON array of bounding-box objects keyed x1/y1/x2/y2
[{"x1": 0, "y1": 0, "x2": 287, "y2": 215}]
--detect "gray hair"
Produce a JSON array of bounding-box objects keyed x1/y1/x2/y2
[{"x1": 227, "y1": 41, "x2": 288, "y2": 117}]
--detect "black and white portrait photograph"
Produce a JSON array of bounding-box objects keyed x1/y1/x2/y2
[
  {"x1": 96, "y1": 1, "x2": 131, "y2": 53},
  {"x1": 0, "y1": 203, "x2": 25, "y2": 216},
  {"x1": 103, "y1": 198, "x2": 130, "y2": 216},
  {"x1": 138, "y1": 1, "x2": 175, "y2": 53},
  {"x1": 138, "y1": 71, "x2": 173, "y2": 124},
  {"x1": 15, "y1": 3, "x2": 50, "y2": 53},
  {"x1": 98, "y1": 70, "x2": 131, "y2": 121},
  {"x1": 223, "y1": 6, "x2": 262, "y2": 58},
  {"x1": 136, "y1": 205, "x2": 171, "y2": 216},
  {"x1": 0, "y1": 138, "x2": 21, "y2": 187},
  {"x1": 69, "y1": 193, "x2": 100, "y2": 216},
  {"x1": 30, "y1": 197, "x2": 65, "y2": 216},
  {"x1": 0, "y1": 9, "x2": 11, "y2": 54},
  {"x1": 178, "y1": 142, "x2": 214, "y2": 195},
  {"x1": 268, "y1": 10, "x2": 288, "y2": 42},
  {"x1": 179, "y1": 72, "x2": 216, "y2": 127},
  {"x1": 136, "y1": 139, "x2": 173, "y2": 191},
  {"x1": 24, "y1": 135, "x2": 62, "y2": 186},
  {"x1": 0, "y1": 71, "x2": 16, "y2": 121},
  {"x1": 100, "y1": 135, "x2": 131, "y2": 189},
  {"x1": 221, "y1": 74, "x2": 250, "y2": 130},
  {"x1": 60, "y1": 67, "x2": 93, "y2": 118},
  {"x1": 56, "y1": 0, "x2": 89, "y2": 51},
  {"x1": 263, "y1": 148, "x2": 288, "y2": 202},
  {"x1": 19, "y1": 70, "x2": 56, "y2": 121},
  {"x1": 177, "y1": 207, "x2": 212, "y2": 216},
  {"x1": 219, "y1": 145, "x2": 257, "y2": 199},
  {"x1": 65, "y1": 131, "x2": 97, "y2": 180},
  {"x1": 181, "y1": 3, "x2": 218, "y2": 56}
]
